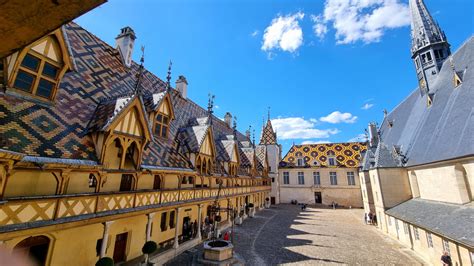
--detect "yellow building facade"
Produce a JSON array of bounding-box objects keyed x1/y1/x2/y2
[
  {"x1": 0, "y1": 22, "x2": 271, "y2": 265},
  {"x1": 278, "y1": 142, "x2": 366, "y2": 207}
]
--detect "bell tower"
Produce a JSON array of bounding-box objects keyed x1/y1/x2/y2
[{"x1": 409, "y1": 0, "x2": 450, "y2": 94}]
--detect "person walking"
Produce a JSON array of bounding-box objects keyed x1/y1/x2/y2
[
  {"x1": 373, "y1": 214, "x2": 378, "y2": 226},
  {"x1": 441, "y1": 251, "x2": 452, "y2": 266},
  {"x1": 368, "y1": 212, "x2": 373, "y2": 225}
]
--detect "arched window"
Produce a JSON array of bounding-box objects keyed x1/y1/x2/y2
[
  {"x1": 155, "y1": 112, "x2": 170, "y2": 138},
  {"x1": 14, "y1": 235, "x2": 51, "y2": 266},
  {"x1": 12, "y1": 36, "x2": 67, "y2": 100},
  {"x1": 327, "y1": 150, "x2": 336, "y2": 166}
]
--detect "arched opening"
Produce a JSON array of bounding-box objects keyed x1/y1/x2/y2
[
  {"x1": 455, "y1": 164, "x2": 472, "y2": 203},
  {"x1": 196, "y1": 156, "x2": 202, "y2": 175},
  {"x1": 14, "y1": 235, "x2": 50, "y2": 266},
  {"x1": 124, "y1": 141, "x2": 139, "y2": 169}
]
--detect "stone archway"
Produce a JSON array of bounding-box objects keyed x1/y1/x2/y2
[{"x1": 14, "y1": 235, "x2": 51, "y2": 266}]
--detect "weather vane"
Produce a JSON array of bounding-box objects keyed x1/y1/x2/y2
[
  {"x1": 134, "y1": 45, "x2": 145, "y2": 95},
  {"x1": 166, "y1": 60, "x2": 172, "y2": 90}
]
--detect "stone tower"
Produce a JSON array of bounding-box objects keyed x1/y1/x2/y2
[{"x1": 409, "y1": 0, "x2": 450, "y2": 94}]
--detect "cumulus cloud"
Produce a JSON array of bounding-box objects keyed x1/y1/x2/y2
[
  {"x1": 313, "y1": 0, "x2": 410, "y2": 44},
  {"x1": 361, "y1": 103, "x2": 374, "y2": 110},
  {"x1": 271, "y1": 117, "x2": 339, "y2": 140},
  {"x1": 311, "y1": 15, "x2": 328, "y2": 39},
  {"x1": 320, "y1": 111, "x2": 358, "y2": 124},
  {"x1": 348, "y1": 133, "x2": 368, "y2": 142},
  {"x1": 262, "y1": 12, "x2": 305, "y2": 53},
  {"x1": 302, "y1": 140, "x2": 332, "y2": 145}
]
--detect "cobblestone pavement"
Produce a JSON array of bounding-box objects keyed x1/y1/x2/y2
[{"x1": 166, "y1": 204, "x2": 426, "y2": 265}]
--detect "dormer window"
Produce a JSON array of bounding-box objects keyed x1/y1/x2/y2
[
  {"x1": 155, "y1": 113, "x2": 170, "y2": 138},
  {"x1": 297, "y1": 158, "x2": 304, "y2": 167},
  {"x1": 453, "y1": 71, "x2": 463, "y2": 88},
  {"x1": 10, "y1": 35, "x2": 68, "y2": 101},
  {"x1": 327, "y1": 151, "x2": 336, "y2": 166}
]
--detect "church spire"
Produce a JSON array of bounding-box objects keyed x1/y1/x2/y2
[
  {"x1": 259, "y1": 108, "x2": 277, "y2": 145},
  {"x1": 409, "y1": 0, "x2": 450, "y2": 94}
]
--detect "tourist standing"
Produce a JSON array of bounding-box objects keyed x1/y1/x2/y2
[{"x1": 441, "y1": 251, "x2": 452, "y2": 266}]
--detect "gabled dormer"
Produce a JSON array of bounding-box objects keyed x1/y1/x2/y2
[
  {"x1": 196, "y1": 127, "x2": 216, "y2": 176},
  {"x1": 88, "y1": 94, "x2": 152, "y2": 170},
  {"x1": 4, "y1": 28, "x2": 72, "y2": 101},
  {"x1": 146, "y1": 92, "x2": 175, "y2": 138},
  {"x1": 221, "y1": 136, "x2": 240, "y2": 176}
]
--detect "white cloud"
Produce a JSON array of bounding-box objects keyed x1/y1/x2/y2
[
  {"x1": 348, "y1": 133, "x2": 368, "y2": 142},
  {"x1": 251, "y1": 30, "x2": 259, "y2": 37},
  {"x1": 311, "y1": 15, "x2": 328, "y2": 39},
  {"x1": 262, "y1": 12, "x2": 305, "y2": 53},
  {"x1": 271, "y1": 117, "x2": 339, "y2": 140},
  {"x1": 214, "y1": 105, "x2": 220, "y2": 109},
  {"x1": 361, "y1": 103, "x2": 374, "y2": 110},
  {"x1": 313, "y1": 0, "x2": 410, "y2": 44},
  {"x1": 302, "y1": 140, "x2": 332, "y2": 145},
  {"x1": 320, "y1": 111, "x2": 358, "y2": 124}
]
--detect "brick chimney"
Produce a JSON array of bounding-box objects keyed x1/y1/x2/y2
[
  {"x1": 224, "y1": 112, "x2": 232, "y2": 128},
  {"x1": 115, "y1": 27, "x2": 136, "y2": 68},
  {"x1": 176, "y1": 75, "x2": 188, "y2": 99}
]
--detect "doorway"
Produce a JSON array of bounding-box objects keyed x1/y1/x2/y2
[
  {"x1": 113, "y1": 232, "x2": 128, "y2": 263},
  {"x1": 120, "y1": 174, "x2": 133, "y2": 191},
  {"x1": 314, "y1": 192, "x2": 322, "y2": 204},
  {"x1": 271, "y1": 197, "x2": 276, "y2": 205},
  {"x1": 14, "y1": 235, "x2": 50, "y2": 266}
]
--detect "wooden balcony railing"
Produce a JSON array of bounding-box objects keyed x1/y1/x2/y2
[{"x1": 0, "y1": 186, "x2": 271, "y2": 228}]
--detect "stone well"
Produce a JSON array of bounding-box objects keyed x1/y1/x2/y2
[{"x1": 203, "y1": 240, "x2": 234, "y2": 261}]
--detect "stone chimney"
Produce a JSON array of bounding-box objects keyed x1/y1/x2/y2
[
  {"x1": 176, "y1": 75, "x2": 188, "y2": 98},
  {"x1": 224, "y1": 112, "x2": 232, "y2": 128},
  {"x1": 368, "y1": 122, "x2": 379, "y2": 148},
  {"x1": 115, "y1": 27, "x2": 136, "y2": 68}
]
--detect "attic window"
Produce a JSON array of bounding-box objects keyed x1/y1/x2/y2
[
  {"x1": 155, "y1": 113, "x2": 169, "y2": 138},
  {"x1": 388, "y1": 120, "x2": 394, "y2": 128},
  {"x1": 453, "y1": 71, "x2": 463, "y2": 88},
  {"x1": 427, "y1": 93, "x2": 434, "y2": 107},
  {"x1": 11, "y1": 35, "x2": 66, "y2": 100}
]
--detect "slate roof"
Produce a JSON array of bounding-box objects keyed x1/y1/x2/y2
[
  {"x1": 378, "y1": 37, "x2": 474, "y2": 167},
  {"x1": 280, "y1": 142, "x2": 366, "y2": 168},
  {"x1": 0, "y1": 22, "x2": 261, "y2": 173},
  {"x1": 386, "y1": 198, "x2": 474, "y2": 248}
]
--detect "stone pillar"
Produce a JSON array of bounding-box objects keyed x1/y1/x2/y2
[
  {"x1": 100, "y1": 221, "x2": 114, "y2": 258},
  {"x1": 197, "y1": 204, "x2": 203, "y2": 239},
  {"x1": 146, "y1": 212, "x2": 156, "y2": 241},
  {"x1": 173, "y1": 208, "x2": 181, "y2": 248}
]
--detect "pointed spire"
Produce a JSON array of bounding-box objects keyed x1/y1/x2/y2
[
  {"x1": 134, "y1": 46, "x2": 145, "y2": 95},
  {"x1": 409, "y1": 0, "x2": 447, "y2": 55},
  {"x1": 409, "y1": 0, "x2": 450, "y2": 93},
  {"x1": 166, "y1": 60, "x2": 172, "y2": 91},
  {"x1": 259, "y1": 111, "x2": 277, "y2": 146},
  {"x1": 267, "y1": 106, "x2": 271, "y2": 121}
]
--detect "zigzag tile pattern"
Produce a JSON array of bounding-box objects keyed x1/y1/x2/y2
[{"x1": 0, "y1": 22, "x2": 259, "y2": 172}]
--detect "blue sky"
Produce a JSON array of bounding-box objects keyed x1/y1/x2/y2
[{"x1": 76, "y1": 0, "x2": 473, "y2": 154}]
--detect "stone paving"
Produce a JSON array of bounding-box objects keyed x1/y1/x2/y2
[{"x1": 165, "y1": 204, "x2": 426, "y2": 265}]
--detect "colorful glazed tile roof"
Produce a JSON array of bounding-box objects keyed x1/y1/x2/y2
[
  {"x1": 0, "y1": 22, "x2": 266, "y2": 174},
  {"x1": 259, "y1": 119, "x2": 277, "y2": 145},
  {"x1": 280, "y1": 142, "x2": 367, "y2": 168}
]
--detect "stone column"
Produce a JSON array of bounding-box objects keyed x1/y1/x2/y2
[
  {"x1": 146, "y1": 212, "x2": 156, "y2": 241},
  {"x1": 197, "y1": 204, "x2": 203, "y2": 239},
  {"x1": 173, "y1": 207, "x2": 181, "y2": 248},
  {"x1": 100, "y1": 221, "x2": 114, "y2": 258}
]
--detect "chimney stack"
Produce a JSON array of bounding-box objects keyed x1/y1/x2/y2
[
  {"x1": 224, "y1": 112, "x2": 232, "y2": 128},
  {"x1": 368, "y1": 122, "x2": 379, "y2": 148},
  {"x1": 115, "y1": 27, "x2": 136, "y2": 68},
  {"x1": 176, "y1": 75, "x2": 188, "y2": 98}
]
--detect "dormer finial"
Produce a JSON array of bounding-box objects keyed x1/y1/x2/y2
[
  {"x1": 267, "y1": 106, "x2": 271, "y2": 121},
  {"x1": 166, "y1": 60, "x2": 172, "y2": 91},
  {"x1": 134, "y1": 46, "x2": 145, "y2": 95},
  {"x1": 207, "y1": 93, "x2": 215, "y2": 125}
]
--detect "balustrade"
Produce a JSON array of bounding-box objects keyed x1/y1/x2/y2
[{"x1": 0, "y1": 186, "x2": 270, "y2": 227}]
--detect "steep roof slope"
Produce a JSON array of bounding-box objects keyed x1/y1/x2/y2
[{"x1": 379, "y1": 37, "x2": 474, "y2": 166}]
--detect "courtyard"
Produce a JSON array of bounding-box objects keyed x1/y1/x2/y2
[{"x1": 167, "y1": 204, "x2": 426, "y2": 265}]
